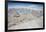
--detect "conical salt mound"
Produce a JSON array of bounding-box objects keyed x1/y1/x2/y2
[{"x1": 8, "y1": 8, "x2": 20, "y2": 17}]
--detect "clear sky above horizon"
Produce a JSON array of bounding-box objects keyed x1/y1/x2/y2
[{"x1": 8, "y1": 2, "x2": 43, "y2": 9}]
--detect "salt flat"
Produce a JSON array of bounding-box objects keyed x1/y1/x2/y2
[{"x1": 8, "y1": 14, "x2": 43, "y2": 30}]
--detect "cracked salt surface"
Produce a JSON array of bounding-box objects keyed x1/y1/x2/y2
[{"x1": 8, "y1": 9, "x2": 43, "y2": 30}]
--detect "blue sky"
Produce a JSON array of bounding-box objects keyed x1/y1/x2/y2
[
  {"x1": 8, "y1": 2, "x2": 43, "y2": 9},
  {"x1": 8, "y1": 2, "x2": 43, "y2": 14}
]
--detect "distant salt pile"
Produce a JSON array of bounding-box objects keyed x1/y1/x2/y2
[
  {"x1": 32, "y1": 9, "x2": 43, "y2": 17},
  {"x1": 8, "y1": 8, "x2": 20, "y2": 17}
]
